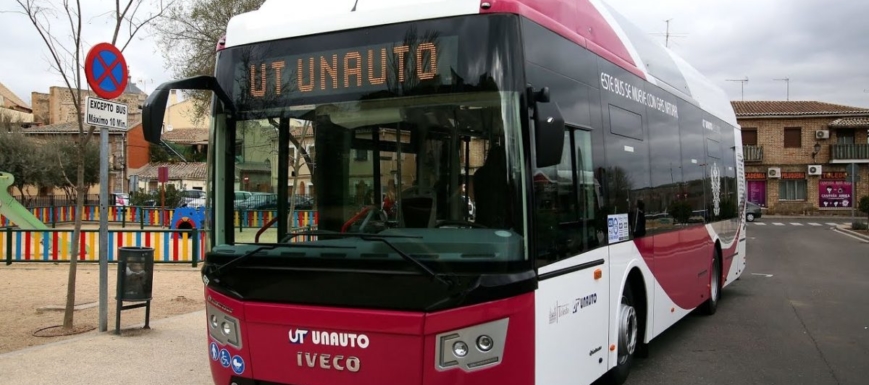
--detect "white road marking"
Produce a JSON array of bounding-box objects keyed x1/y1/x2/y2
[
  {"x1": 832, "y1": 228, "x2": 869, "y2": 243},
  {"x1": 753, "y1": 222, "x2": 767, "y2": 226},
  {"x1": 751, "y1": 273, "x2": 774, "y2": 277},
  {"x1": 808, "y1": 223, "x2": 821, "y2": 226},
  {"x1": 790, "y1": 223, "x2": 803, "y2": 226},
  {"x1": 773, "y1": 223, "x2": 785, "y2": 226},
  {"x1": 826, "y1": 223, "x2": 838, "y2": 226}
]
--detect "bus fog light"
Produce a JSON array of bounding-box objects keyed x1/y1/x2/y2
[
  {"x1": 210, "y1": 315, "x2": 218, "y2": 328},
  {"x1": 222, "y1": 322, "x2": 232, "y2": 335},
  {"x1": 476, "y1": 335, "x2": 493, "y2": 351},
  {"x1": 453, "y1": 341, "x2": 469, "y2": 357}
]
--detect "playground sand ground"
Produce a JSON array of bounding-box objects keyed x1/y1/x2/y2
[{"x1": 0, "y1": 262, "x2": 204, "y2": 354}]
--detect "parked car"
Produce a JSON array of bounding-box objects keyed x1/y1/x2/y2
[
  {"x1": 234, "y1": 191, "x2": 253, "y2": 209},
  {"x1": 179, "y1": 189, "x2": 206, "y2": 208},
  {"x1": 236, "y1": 193, "x2": 276, "y2": 210},
  {"x1": 237, "y1": 193, "x2": 314, "y2": 210},
  {"x1": 111, "y1": 193, "x2": 129, "y2": 207},
  {"x1": 745, "y1": 202, "x2": 762, "y2": 222}
]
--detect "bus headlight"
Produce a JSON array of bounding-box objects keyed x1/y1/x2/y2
[
  {"x1": 206, "y1": 302, "x2": 242, "y2": 349},
  {"x1": 435, "y1": 318, "x2": 508, "y2": 372},
  {"x1": 476, "y1": 335, "x2": 494, "y2": 352},
  {"x1": 453, "y1": 341, "x2": 469, "y2": 357}
]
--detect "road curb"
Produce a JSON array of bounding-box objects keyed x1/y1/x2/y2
[{"x1": 833, "y1": 225, "x2": 869, "y2": 243}]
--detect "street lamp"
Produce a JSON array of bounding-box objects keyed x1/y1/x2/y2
[{"x1": 812, "y1": 142, "x2": 821, "y2": 158}]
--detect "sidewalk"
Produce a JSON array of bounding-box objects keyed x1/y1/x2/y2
[
  {"x1": 760, "y1": 214, "x2": 864, "y2": 220},
  {"x1": 0, "y1": 310, "x2": 213, "y2": 385}
]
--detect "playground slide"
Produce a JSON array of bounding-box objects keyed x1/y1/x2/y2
[{"x1": 0, "y1": 171, "x2": 49, "y2": 230}]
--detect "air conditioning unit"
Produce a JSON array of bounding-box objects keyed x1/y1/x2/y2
[
  {"x1": 815, "y1": 130, "x2": 829, "y2": 139},
  {"x1": 808, "y1": 165, "x2": 822, "y2": 176},
  {"x1": 767, "y1": 167, "x2": 781, "y2": 179}
]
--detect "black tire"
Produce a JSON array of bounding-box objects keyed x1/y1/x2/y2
[
  {"x1": 699, "y1": 250, "x2": 722, "y2": 315},
  {"x1": 603, "y1": 282, "x2": 639, "y2": 385}
]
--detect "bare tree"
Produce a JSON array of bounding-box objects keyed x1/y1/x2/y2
[
  {"x1": 154, "y1": 0, "x2": 265, "y2": 120},
  {"x1": 11, "y1": 0, "x2": 171, "y2": 332}
]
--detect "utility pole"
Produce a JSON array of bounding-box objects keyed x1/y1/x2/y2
[
  {"x1": 774, "y1": 77, "x2": 790, "y2": 101},
  {"x1": 726, "y1": 77, "x2": 749, "y2": 101}
]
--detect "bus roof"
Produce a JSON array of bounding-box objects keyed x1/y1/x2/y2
[{"x1": 224, "y1": 0, "x2": 737, "y2": 127}]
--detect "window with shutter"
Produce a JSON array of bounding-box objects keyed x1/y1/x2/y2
[
  {"x1": 742, "y1": 129, "x2": 758, "y2": 146},
  {"x1": 784, "y1": 128, "x2": 801, "y2": 148}
]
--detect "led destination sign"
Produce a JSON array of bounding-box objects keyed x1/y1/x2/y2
[{"x1": 237, "y1": 37, "x2": 458, "y2": 101}]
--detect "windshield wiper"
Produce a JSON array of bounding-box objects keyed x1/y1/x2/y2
[
  {"x1": 280, "y1": 230, "x2": 421, "y2": 242},
  {"x1": 283, "y1": 231, "x2": 452, "y2": 287},
  {"x1": 355, "y1": 235, "x2": 454, "y2": 288},
  {"x1": 207, "y1": 243, "x2": 353, "y2": 279}
]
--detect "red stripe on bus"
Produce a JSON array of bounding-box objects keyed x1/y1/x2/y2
[{"x1": 481, "y1": 0, "x2": 644, "y2": 80}]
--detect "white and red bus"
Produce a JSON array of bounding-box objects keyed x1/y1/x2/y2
[{"x1": 142, "y1": 0, "x2": 747, "y2": 384}]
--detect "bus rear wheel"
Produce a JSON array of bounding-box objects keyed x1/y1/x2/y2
[
  {"x1": 699, "y1": 249, "x2": 722, "y2": 315},
  {"x1": 604, "y1": 282, "x2": 639, "y2": 385}
]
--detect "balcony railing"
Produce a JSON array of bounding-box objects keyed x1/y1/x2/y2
[
  {"x1": 743, "y1": 145, "x2": 763, "y2": 162},
  {"x1": 831, "y1": 144, "x2": 869, "y2": 161}
]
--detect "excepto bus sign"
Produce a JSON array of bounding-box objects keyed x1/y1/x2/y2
[{"x1": 85, "y1": 96, "x2": 128, "y2": 130}]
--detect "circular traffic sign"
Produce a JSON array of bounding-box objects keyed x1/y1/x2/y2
[{"x1": 84, "y1": 43, "x2": 128, "y2": 100}]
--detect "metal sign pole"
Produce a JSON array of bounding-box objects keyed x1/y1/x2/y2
[
  {"x1": 99, "y1": 126, "x2": 109, "y2": 332},
  {"x1": 83, "y1": 40, "x2": 129, "y2": 334}
]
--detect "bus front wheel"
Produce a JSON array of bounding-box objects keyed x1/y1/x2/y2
[{"x1": 605, "y1": 282, "x2": 639, "y2": 385}]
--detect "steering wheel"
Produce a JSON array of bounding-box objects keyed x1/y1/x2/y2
[
  {"x1": 435, "y1": 220, "x2": 487, "y2": 229},
  {"x1": 341, "y1": 206, "x2": 386, "y2": 233}
]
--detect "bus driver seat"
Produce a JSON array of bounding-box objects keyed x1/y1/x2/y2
[{"x1": 399, "y1": 187, "x2": 438, "y2": 228}]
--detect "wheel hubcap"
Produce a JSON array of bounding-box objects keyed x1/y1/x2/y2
[
  {"x1": 711, "y1": 262, "x2": 719, "y2": 302},
  {"x1": 618, "y1": 303, "x2": 637, "y2": 364}
]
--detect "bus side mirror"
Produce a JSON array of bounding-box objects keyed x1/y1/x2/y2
[
  {"x1": 534, "y1": 98, "x2": 565, "y2": 168},
  {"x1": 142, "y1": 75, "x2": 236, "y2": 144}
]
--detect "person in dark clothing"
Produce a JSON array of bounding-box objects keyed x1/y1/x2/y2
[{"x1": 473, "y1": 144, "x2": 510, "y2": 229}]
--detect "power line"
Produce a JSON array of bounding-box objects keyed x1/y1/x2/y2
[
  {"x1": 726, "y1": 77, "x2": 749, "y2": 101},
  {"x1": 774, "y1": 77, "x2": 790, "y2": 101}
]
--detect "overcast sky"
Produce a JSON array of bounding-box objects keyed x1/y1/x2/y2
[{"x1": 1, "y1": 0, "x2": 867, "y2": 109}]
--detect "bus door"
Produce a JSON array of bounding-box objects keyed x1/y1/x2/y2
[{"x1": 535, "y1": 127, "x2": 610, "y2": 384}]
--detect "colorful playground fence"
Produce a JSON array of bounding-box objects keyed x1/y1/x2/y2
[
  {"x1": 1, "y1": 226, "x2": 320, "y2": 267},
  {"x1": 0, "y1": 205, "x2": 318, "y2": 229},
  {"x1": 1, "y1": 228, "x2": 206, "y2": 266}
]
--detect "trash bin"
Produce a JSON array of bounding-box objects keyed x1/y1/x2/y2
[{"x1": 116, "y1": 247, "x2": 154, "y2": 301}]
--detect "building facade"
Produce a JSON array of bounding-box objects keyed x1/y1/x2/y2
[
  {"x1": 20, "y1": 122, "x2": 150, "y2": 194},
  {"x1": 0, "y1": 81, "x2": 34, "y2": 123},
  {"x1": 735, "y1": 101, "x2": 869, "y2": 215},
  {"x1": 30, "y1": 79, "x2": 146, "y2": 125}
]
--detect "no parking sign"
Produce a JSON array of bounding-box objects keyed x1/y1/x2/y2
[{"x1": 84, "y1": 42, "x2": 128, "y2": 100}]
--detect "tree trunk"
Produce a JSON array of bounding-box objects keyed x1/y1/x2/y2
[{"x1": 62, "y1": 149, "x2": 85, "y2": 329}]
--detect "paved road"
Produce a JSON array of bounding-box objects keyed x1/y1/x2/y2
[
  {"x1": 748, "y1": 216, "x2": 859, "y2": 228},
  {"x1": 625, "y1": 222, "x2": 869, "y2": 385}
]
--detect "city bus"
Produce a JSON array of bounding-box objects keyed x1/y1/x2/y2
[{"x1": 141, "y1": 0, "x2": 747, "y2": 384}]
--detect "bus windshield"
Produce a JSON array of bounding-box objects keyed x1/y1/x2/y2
[{"x1": 211, "y1": 15, "x2": 529, "y2": 272}]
